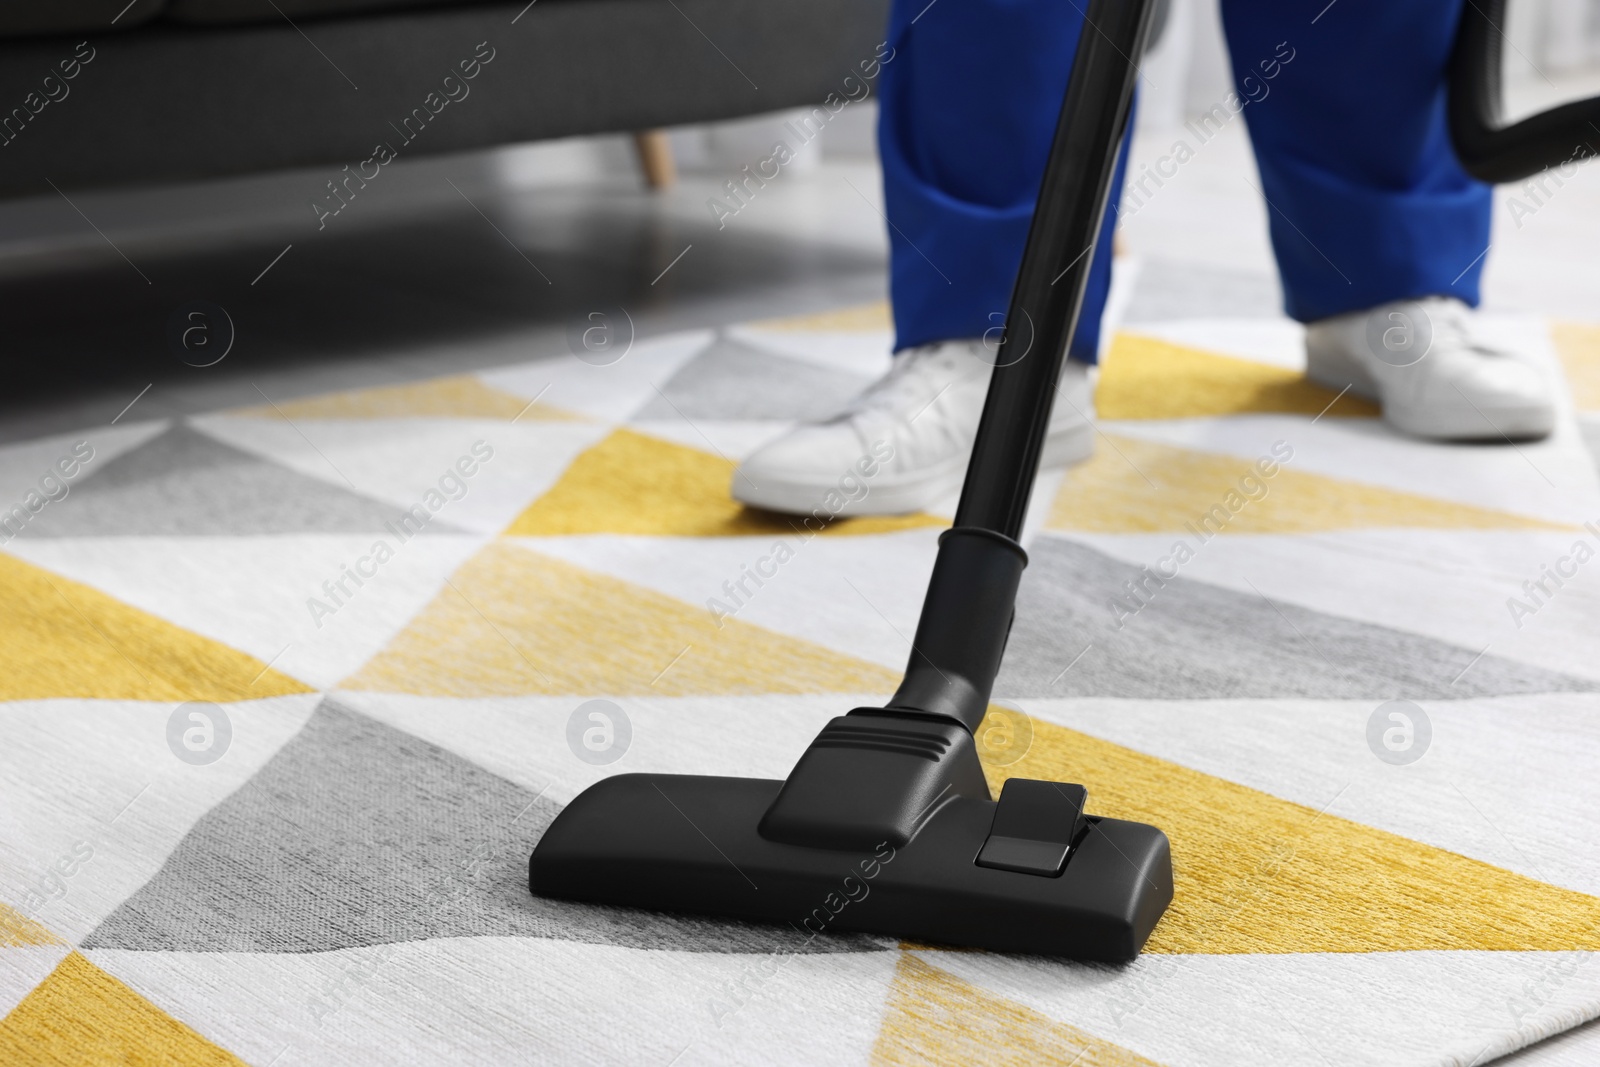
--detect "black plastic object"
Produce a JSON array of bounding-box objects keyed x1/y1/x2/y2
[
  {"x1": 530, "y1": 0, "x2": 1173, "y2": 961},
  {"x1": 533, "y1": 772, "x2": 1173, "y2": 961},
  {"x1": 1450, "y1": 0, "x2": 1600, "y2": 182},
  {"x1": 759, "y1": 710, "x2": 991, "y2": 851},
  {"x1": 886, "y1": 528, "x2": 1027, "y2": 732},
  {"x1": 975, "y1": 779, "x2": 1090, "y2": 876}
]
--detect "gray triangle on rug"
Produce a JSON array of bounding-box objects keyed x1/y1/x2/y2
[
  {"x1": 995, "y1": 535, "x2": 1599, "y2": 701},
  {"x1": 632, "y1": 332, "x2": 874, "y2": 422},
  {"x1": 83, "y1": 699, "x2": 887, "y2": 956},
  {"x1": 14, "y1": 422, "x2": 468, "y2": 537}
]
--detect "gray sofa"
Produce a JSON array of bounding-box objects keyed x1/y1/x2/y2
[{"x1": 0, "y1": 0, "x2": 890, "y2": 198}]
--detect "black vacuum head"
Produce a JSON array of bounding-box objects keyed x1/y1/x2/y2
[{"x1": 530, "y1": 710, "x2": 1172, "y2": 961}]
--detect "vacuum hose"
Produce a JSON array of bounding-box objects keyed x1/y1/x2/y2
[{"x1": 1449, "y1": 0, "x2": 1600, "y2": 182}]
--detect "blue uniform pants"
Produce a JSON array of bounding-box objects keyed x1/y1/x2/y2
[{"x1": 878, "y1": 0, "x2": 1494, "y2": 360}]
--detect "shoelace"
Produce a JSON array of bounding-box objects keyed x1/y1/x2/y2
[
  {"x1": 838, "y1": 344, "x2": 969, "y2": 421},
  {"x1": 1422, "y1": 299, "x2": 1510, "y2": 361},
  {"x1": 824, "y1": 344, "x2": 990, "y2": 462}
]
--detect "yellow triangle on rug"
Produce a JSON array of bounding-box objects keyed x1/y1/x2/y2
[
  {"x1": 505, "y1": 428, "x2": 944, "y2": 538},
  {"x1": 342, "y1": 539, "x2": 900, "y2": 697},
  {"x1": 872, "y1": 953, "x2": 1167, "y2": 1066},
  {"x1": 0, "y1": 554, "x2": 309, "y2": 702},
  {"x1": 1551, "y1": 320, "x2": 1600, "y2": 412},
  {"x1": 230, "y1": 374, "x2": 580, "y2": 421},
  {"x1": 0, "y1": 952, "x2": 247, "y2": 1066},
  {"x1": 1097, "y1": 333, "x2": 1379, "y2": 421},
  {"x1": 0, "y1": 903, "x2": 62, "y2": 949},
  {"x1": 751, "y1": 300, "x2": 893, "y2": 333},
  {"x1": 978, "y1": 710, "x2": 1600, "y2": 954},
  {"x1": 1047, "y1": 433, "x2": 1567, "y2": 534}
]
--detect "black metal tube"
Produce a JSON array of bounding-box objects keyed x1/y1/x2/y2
[
  {"x1": 887, "y1": 527, "x2": 1028, "y2": 732},
  {"x1": 884, "y1": 0, "x2": 1152, "y2": 733},
  {"x1": 952, "y1": 0, "x2": 1153, "y2": 538}
]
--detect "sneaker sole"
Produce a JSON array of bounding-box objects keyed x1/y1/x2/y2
[
  {"x1": 1384, "y1": 403, "x2": 1556, "y2": 441},
  {"x1": 732, "y1": 421, "x2": 1096, "y2": 517}
]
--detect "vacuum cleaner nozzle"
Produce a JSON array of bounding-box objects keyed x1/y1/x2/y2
[
  {"x1": 531, "y1": 706, "x2": 1173, "y2": 961},
  {"x1": 531, "y1": 0, "x2": 1175, "y2": 960}
]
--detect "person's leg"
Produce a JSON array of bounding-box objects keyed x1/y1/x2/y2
[
  {"x1": 1221, "y1": 0, "x2": 1553, "y2": 439},
  {"x1": 732, "y1": 0, "x2": 1133, "y2": 516},
  {"x1": 879, "y1": 0, "x2": 1127, "y2": 362},
  {"x1": 1220, "y1": 0, "x2": 1490, "y2": 319}
]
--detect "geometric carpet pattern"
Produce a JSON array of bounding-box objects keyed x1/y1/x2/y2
[{"x1": 4, "y1": 301, "x2": 1600, "y2": 1066}]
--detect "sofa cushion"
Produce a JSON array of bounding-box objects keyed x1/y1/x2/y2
[
  {"x1": 163, "y1": 0, "x2": 490, "y2": 26},
  {"x1": 0, "y1": 0, "x2": 890, "y2": 198},
  {"x1": 0, "y1": 0, "x2": 166, "y2": 38}
]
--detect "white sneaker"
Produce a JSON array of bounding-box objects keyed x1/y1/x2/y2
[
  {"x1": 1304, "y1": 296, "x2": 1555, "y2": 441},
  {"x1": 731, "y1": 339, "x2": 1095, "y2": 517}
]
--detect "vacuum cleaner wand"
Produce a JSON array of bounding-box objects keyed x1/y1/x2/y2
[{"x1": 529, "y1": 0, "x2": 1174, "y2": 961}]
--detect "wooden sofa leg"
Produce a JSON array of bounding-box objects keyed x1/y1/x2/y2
[{"x1": 632, "y1": 130, "x2": 677, "y2": 189}]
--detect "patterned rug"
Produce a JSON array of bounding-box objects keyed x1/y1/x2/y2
[{"x1": 4, "y1": 298, "x2": 1600, "y2": 1066}]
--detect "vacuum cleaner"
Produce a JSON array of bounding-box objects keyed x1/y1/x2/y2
[
  {"x1": 531, "y1": 0, "x2": 1169, "y2": 963},
  {"x1": 529, "y1": 0, "x2": 1598, "y2": 961}
]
